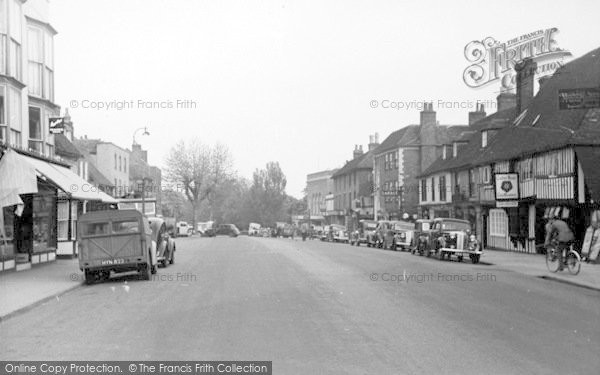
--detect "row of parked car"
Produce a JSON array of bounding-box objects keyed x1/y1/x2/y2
[{"x1": 322, "y1": 217, "x2": 483, "y2": 264}]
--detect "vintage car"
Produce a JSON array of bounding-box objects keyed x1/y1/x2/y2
[
  {"x1": 78, "y1": 209, "x2": 158, "y2": 284},
  {"x1": 175, "y1": 221, "x2": 190, "y2": 237},
  {"x1": 216, "y1": 224, "x2": 240, "y2": 237},
  {"x1": 149, "y1": 217, "x2": 176, "y2": 267},
  {"x1": 350, "y1": 220, "x2": 378, "y2": 246},
  {"x1": 411, "y1": 219, "x2": 434, "y2": 255},
  {"x1": 389, "y1": 220, "x2": 416, "y2": 251},
  {"x1": 331, "y1": 224, "x2": 349, "y2": 243},
  {"x1": 419, "y1": 218, "x2": 482, "y2": 263},
  {"x1": 373, "y1": 220, "x2": 415, "y2": 250}
]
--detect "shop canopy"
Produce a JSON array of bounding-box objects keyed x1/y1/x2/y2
[
  {"x1": 0, "y1": 149, "x2": 38, "y2": 208},
  {"x1": 11, "y1": 151, "x2": 118, "y2": 204},
  {"x1": 575, "y1": 147, "x2": 600, "y2": 203}
]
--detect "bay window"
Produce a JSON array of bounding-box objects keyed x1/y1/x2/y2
[{"x1": 28, "y1": 106, "x2": 42, "y2": 153}]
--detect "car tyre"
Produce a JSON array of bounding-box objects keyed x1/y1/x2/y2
[
  {"x1": 169, "y1": 248, "x2": 175, "y2": 264},
  {"x1": 84, "y1": 270, "x2": 95, "y2": 285}
]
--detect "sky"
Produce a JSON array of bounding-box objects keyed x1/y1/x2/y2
[{"x1": 51, "y1": 0, "x2": 600, "y2": 197}]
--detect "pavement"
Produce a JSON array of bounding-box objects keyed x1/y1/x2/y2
[{"x1": 1, "y1": 236, "x2": 599, "y2": 373}]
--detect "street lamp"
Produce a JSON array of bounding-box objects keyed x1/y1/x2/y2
[{"x1": 133, "y1": 126, "x2": 150, "y2": 146}]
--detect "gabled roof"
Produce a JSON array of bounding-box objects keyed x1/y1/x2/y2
[
  {"x1": 332, "y1": 150, "x2": 374, "y2": 178},
  {"x1": 55, "y1": 134, "x2": 82, "y2": 159},
  {"x1": 374, "y1": 124, "x2": 470, "y2": 155},
  {"x1": 420, "y1": 46, "x2": 600, "y2": 176},
  {"x1": 420, "y1": 107, "x2": 517, "y2": 176},
  {"x1": 477, "y1": 47, "x2": 600, "y2": 164}
]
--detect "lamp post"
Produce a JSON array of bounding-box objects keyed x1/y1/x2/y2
[
  {"x1": 132, "y1": 127, "x2": 150, "y2": 146},
  {"x1": 132, "y1": 127, "x2": 150, "y2": 214}
]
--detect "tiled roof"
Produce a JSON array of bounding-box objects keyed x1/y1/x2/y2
[
  {"x1": 55, "y1": 134, "x2": 82, "y2": 158},
  {"x1": 420, "y1": 108, "x2": 517, "y2": 176},
  {"x1": 420, "y1": 46, "x2": 600, "y2": 176},
  {"x1": 374, "y1": 124, "x2": 470, "y2": 155},
  {"x1": 332, "y1": 150, "x2": 374, "y2": 177},
  {"x1": 478, "y1": 46, "x2": 600, "y2": 164}
]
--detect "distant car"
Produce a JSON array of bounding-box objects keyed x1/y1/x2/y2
[
  {"x1": 389, "y1": 220, "x2": 416, "y2": 251},
  {"x1": 248, "y1": 223, "x2": 261, "y2": 236},
  {"x1": 176, "y1": 221, "x2": 190, "y2": 237},
  {"x1": 216, "y1": 224, "x2": 240, "y2": 237},
  {"x1": 411, "y1": 219, "x2": 434, "y2": 255},
  {"x1": 350, "y1": 220, "x2": 377, "y2": 246},
  {"x1": 331, "y1": 224, "x2": 349, "y2": 243}
]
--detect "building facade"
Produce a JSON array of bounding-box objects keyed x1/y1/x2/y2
[
  {"x1": 419, "y1": 50, "x2": 600, "y2": 254},
  {"x1": 306, "y1": 168, "x2": 336, "y2": 223},
  {"x1": 331, "y1": 135, "x2": 379, "y2": 228},
  {"x1": 373, "y1": 104, "x2": 469, "y2": 220}
]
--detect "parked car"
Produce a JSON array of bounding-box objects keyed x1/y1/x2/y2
[
  {"x1": 197, "y1": 221, "x2": 215, "y2": 237},
  {"x1": 418, "y1": 218, "x2": 480, "y2": 262},
  {"x1": 248, "y1": 222, "x2": 261, "y2": 236},
  {"x1": 215, "y1": 224, "x2": 240, "y2": 237},
  {"x1": 78, "y1": 209, "x2": 158, "y2": 284},
  {"x1": 175, "y1": 221, "x2": 190, "y2": 237},
  {"x1": 350, "y1": 220, "x2": 377, "y2": 246},
  {"x1": 149, "y1": 217, "x2": 176, "y2": 267},
  {"x1": 411, "y1": 219, "x2": 434, "y2": 255},
  {"x1": 282, "y1": 225, "x2": 295, "y2": 238},
  {"x1": 389, "y1": 220, "x2": 416, "y2": 251},
  {"x1": 331, "y1": 224, "x2": 349, "y2": 243}
]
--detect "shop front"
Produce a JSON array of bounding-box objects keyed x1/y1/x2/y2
[{"x1": 0, "y1": 149, "x2": 117, "y2": 272}]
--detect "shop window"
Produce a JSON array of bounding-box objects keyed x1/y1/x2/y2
[
  {"x1": 1, "y1": 206, "x2": 15, "y2": 258},
  {"x1": 70, "y1": 203, "x2": 77, "y2": 240},
  {"x1": 32, "y1": 193, "x2": 56, "y2": 253}
]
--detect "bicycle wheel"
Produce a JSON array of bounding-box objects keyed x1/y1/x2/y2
[
  {"x1": 566, "y1": 250, "x2": 581, "y2": 275},
  {"x1": 546, "y1": 247, "x2": 560, "y2": 273}
]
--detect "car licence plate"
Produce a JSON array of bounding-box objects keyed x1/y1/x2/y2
[{"x1": 101, "y1": 258, "x2": 125, "y2": 265}]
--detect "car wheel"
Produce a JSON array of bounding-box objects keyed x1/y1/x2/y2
[
  {"x1": 457, "y1": 256, "x2": 463, "y2": 262},
  {"x1": 84, "y1": 270, "x2": 95, "y2": 285},
  {"x1": 438, "y1": 251, "x2": 445, "y2": 261},
  {"x1": 140, "y1": 263, "x2": 151, "y2": 280},
  {"x1": 170, "y1": 248, "x2": 175, "y2": 264}
]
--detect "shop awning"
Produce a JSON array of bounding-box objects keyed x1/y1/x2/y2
[
  {"x1": 0, "y1": 149, "x2": 38, "y2": 207},
  {"x1": 575, "y1": 147, "x2": 600, "y2": 203},
  {"x1": 16, "y1": 152, "x2": 118, "y2": 204}
]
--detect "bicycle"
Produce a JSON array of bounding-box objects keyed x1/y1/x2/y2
[{"x1": 545, "y1": 240, "x2": 581, "y2": 275}]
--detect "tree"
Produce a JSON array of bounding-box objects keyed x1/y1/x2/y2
[
  {"x1": 164, "y1": 139, "x2": 233, "y2": 227},
  {"x1": 248, "y1": 162, "x2": 288, "y2": 226}
]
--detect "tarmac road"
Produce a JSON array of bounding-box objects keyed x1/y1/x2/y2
[{"x1": 1, "y1": 236, "x2": 599, "y2": 374}]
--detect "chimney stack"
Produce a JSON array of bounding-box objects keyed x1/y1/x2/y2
[
  {"x1": 420, "y1": 102, "x2": 437, "y2": 172},
  {"x1": 468, "y1": 102, "x2": 487, "y2": 125},
  {"x1": 368, "y1": 133, "x2": 380, "y2": 151},
  {"x1": 353, "y1": 144, "x2": 364, "y2": 159},
  {"x1": 496, "y1": 92, "x2": 517, "y2": 112},
  {"x1": 515, "y1": 58, "x2": 538, "y2": 114}
]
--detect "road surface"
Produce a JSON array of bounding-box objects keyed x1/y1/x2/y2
[{"x1": 1, "y1": 236, "x2": 599, "y2": 374}]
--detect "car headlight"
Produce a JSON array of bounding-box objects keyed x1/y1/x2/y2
[{"x1": 470, "y1": 235, "x2": 476, "y2": 241}]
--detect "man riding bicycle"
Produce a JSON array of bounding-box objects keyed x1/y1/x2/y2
[{"x1": 544, "y1": 215, "x2": 575, "y2": 271}]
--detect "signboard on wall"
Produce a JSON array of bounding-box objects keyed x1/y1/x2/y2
[
  {"x1": 49, "y1": 117, "x2": 65, "y2": 134},
  {"x1": 495, "y1": 173, "x2": 519, "y2": 200},
  {"x1": 558, "y1": 88, "x2": 600, "y2": 110},
  {"x1": 496, "y1": 201, "x2": 518, "y2": 208}
]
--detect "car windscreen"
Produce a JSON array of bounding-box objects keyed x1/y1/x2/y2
[
  {"x1": 112, "y1": 220, "x2": 140, "y2": 234},
  {"x1": 82, "y1": 222, "x2": 109, "y2": 236},
  {"x1": 440, "y1": 222, "x2": 470, "y2": 231}
]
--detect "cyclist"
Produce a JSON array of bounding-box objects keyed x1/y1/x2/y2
[{"x1": 544, "y1": 214, "x2": 575, "y2": 270}]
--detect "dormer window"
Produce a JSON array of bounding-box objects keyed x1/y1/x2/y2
[{"x1": 482, "y1": 131, "x2": 488, "y2": 148}]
